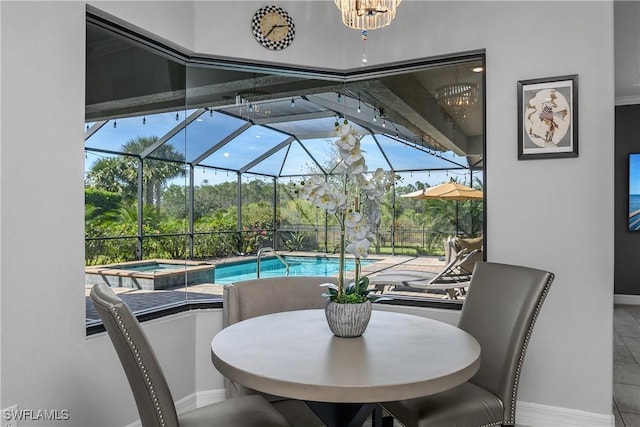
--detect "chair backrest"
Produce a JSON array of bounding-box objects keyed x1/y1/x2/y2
[
  {"x1": 443, "y1": 236, "x2": 456, "y2": 264},
  {"x1": 223, "y1": 275, "x2": 339, "y2": 399},
  {"x1": 458, "y1": 262, "x2": 554, "y2": 425},
  {"x1": 223, "y1": 275, "x2": 337, "y2": 327},
  {"x1": 452, "y1": 236, "x2": 484, "y2": 273},
  {"x1": 452, "y1": 249, "x2": 481, "y2": 277},
  {"x1": 90, "y1": 283, "x2": 179, "y2": 427},
  {"x1": 426, "y1": 248, "x2": 470, "y2": 284}
]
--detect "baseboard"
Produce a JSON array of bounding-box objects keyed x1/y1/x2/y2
[
  {"x1": 124, "y1": 389, "x2": 226, "y2": 427},
  {"x1": 174, "y1": 392, "x2": 199, "y2": 415},
  {"x1": 616, "y1": 95, "x2": 640, "y2": 106},
  {"x1": 125, "y1": 416, "x2": 142, "y2": 427},
  {"x1": 194, "y1": 388, "x2": 226, "y2": 407},
  {"x1": 516, "y1": 401, "x2": 614, "y2": 427},
  {"x1": 614, "y1": 294, "x2": 640, "y2": 305}
]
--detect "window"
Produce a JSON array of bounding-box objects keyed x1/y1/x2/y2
[{"x1": 85, "y1": 14, "x2": 485, "y2": 332}]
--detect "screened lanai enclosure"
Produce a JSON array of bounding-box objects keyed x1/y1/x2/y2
[{"x1": 85, "y1": 17, "x2": 484, "y2": 267}]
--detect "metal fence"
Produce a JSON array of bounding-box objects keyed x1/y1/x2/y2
[{"x1": 86, "y1": 225, "x2": 460, "y2": 265}]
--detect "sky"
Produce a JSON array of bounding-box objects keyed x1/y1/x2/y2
[
  {"x1": 84, "y1": 109, "x2": 480, "y2": 191},
  {"x1": 630, "y1": 153, "x2": 640, "y2": 195}
]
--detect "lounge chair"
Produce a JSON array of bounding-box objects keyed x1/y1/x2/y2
[
  {"x1": 369, "y1": 249, "x2": 478, "y2": 298},
  {"x1": 444, "y1": 235, "x2": 483, "y2": 275},
  {"x1": 375, "y1": 248, "x2": 471, "y2": 279}
]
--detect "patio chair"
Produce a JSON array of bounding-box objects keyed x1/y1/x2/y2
[
  {"x1": 407, "y1": 249, "x2": 478, "y2": 298},
  {"x1": 370, "y1": 249, "x2": 477, "y2": 298},
  {"x1": 445, "y1": 236, "x2": 483, "y2": 263},
  {"x1": 90, "y1": 282, "x2": 291, "y2": 427},
  {"x1": 381, "y1": 261, "x2": 554, "y2": 427},
  {"x1": 223, "y1": 276, "x2": 338, "y2": 427}
]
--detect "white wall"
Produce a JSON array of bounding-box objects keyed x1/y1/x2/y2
[
  {"x1": 1, "y1": 1, "x2": 88, "y2": 424},
  {"x1": 0, "y1": 0, "x2": 3, "y2": 410},
  {"x1": 0, "y1": 1, "x2": 614, "y2": 426},
  {"x1": 90, "y1": 0, "x2": 196, "y2": 53}
]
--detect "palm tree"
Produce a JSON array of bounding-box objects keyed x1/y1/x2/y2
[
  {"x1": 86, "y1": 136, "x2": 185, "y2": 210},
  {"x1": 85, "y1": 156, "x2": 138, "y2": 200}
]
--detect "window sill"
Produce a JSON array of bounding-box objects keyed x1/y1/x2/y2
[{"x1": 86, "y1": 296, "x2": 461, "y2": 336}]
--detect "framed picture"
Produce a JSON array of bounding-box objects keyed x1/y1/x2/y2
[{"x1": 517, "y1": 75, "x2": 578, "y2": 160}]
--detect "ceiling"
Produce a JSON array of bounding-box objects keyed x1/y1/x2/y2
[{"x1": 85, "y1": 0, "x2": 640, "y2": 174}]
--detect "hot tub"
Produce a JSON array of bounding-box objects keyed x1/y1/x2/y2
[{"x1": 85, "y1": 259, "x2": 215, "y2": 291}]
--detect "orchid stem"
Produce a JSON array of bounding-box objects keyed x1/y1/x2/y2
[
  {"x1": 338, "y1": 225, "x2": 345, "y2": 299},
  {"x1": 355, "y1": 257, "x2": 361, "y2": 294}
]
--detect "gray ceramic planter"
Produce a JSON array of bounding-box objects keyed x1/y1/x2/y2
[{"x1": 324, "y1": 300, "x2": 372, "y2": 338}]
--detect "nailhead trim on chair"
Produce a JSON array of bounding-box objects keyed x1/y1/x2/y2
[
  {"x1": 387, "y1": 415, "x2": 502, "y2": 427},
  {"x1": 383, "y1": 273, "x2": 554, "y2": 427},
  {"x1": 505, "y1": 273, "x2": 555, "y2": 426},
  {"x1": 389, "y1": 415, "x2": 503, "y2": 427},
  {"x1": 111, "y1": 306, "x2": 167, "y2": 427}
]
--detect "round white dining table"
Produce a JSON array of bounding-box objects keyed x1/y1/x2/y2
[{"x1": 211, "y1": 309, "x2": 480, "y2": 405}]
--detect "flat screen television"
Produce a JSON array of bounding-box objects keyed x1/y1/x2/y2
[{"x1": 630, "y1": 153, "x2": 640, "y2": 231}]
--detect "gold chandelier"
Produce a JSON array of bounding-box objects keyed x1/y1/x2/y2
[
  {"x1": 434, "y1": 68, "x2": 478, "y2": 122},
  {"x1": 335, "y1": 0, "x2": 402, "y2": 30}
]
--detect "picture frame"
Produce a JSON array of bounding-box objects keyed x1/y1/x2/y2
[{"x1": 517, "y1": 74, "x2": 578, "y2": 160}]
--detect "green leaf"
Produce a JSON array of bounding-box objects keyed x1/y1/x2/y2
[
  {"x1": 320, "y1": 283, "x2": 339, "y2": 293},
  {"x1": 334, "y1": 293, "x2": 366, "y2": 304}
]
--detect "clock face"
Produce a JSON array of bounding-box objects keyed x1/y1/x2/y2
[{"x1": 251, "y1": 6, "x2": 295, "y2": 51}]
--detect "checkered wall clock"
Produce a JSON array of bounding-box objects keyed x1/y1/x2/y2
[{"x1": 251, "y1": 5, "x2": 295, "y2": 51}]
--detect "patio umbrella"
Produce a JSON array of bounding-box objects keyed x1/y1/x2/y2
[
  {"x1": 401, "y1": 180, "x2": 483, "y2": 234},
  {"x1": 401, "y1": 180, "x2": 484, "y2": 201}
]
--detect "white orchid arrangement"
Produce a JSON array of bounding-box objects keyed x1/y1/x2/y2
[{"x1": 294, "y1": 120, "x2": 395, "y2": 303}]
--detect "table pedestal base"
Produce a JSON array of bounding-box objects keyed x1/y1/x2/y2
[{"x1": 305, "y1": 402, "x2": 393, "y2": 427}]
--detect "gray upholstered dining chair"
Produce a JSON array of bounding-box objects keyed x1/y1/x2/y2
[
  {"x1": 382, "y1": 261, "x2": 555, "y2": 427},
  {"x1": 223, "y1": 275, "x2": 337, "y2": 427},
  {"x1": 90, "y1": 282, "x2": 291, "y2": 427},
  {"x1": 223, "y1": 275, "x2": 334, "y2": 327}
]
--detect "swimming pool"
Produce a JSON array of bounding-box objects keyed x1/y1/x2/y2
[
  {"x1": 214, "y1": 256, "x2": 377, "y2": 284},
  {"x1": 85, "y1": 259, "x2": 215, "y2": 290}
]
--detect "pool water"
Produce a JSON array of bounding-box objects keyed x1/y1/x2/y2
[
  {"x1": 86, "y1": 260, "x2": 216, "y2": 291},
  {"x1": 214, "y1": 256, "x2": 377, "y2": 284}
]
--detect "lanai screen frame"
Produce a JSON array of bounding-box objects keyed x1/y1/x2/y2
[{"x1": 84, "y1": 8, "x2": 486, "y2": 331}]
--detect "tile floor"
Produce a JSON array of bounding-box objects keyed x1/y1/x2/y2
[{"x1": 614, "y1": 304, "x2": 640, "y2": 427}]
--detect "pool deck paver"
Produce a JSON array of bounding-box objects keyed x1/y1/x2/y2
[{"x1": 86, "y1": 253, "x2": 451, "y2": 325}]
